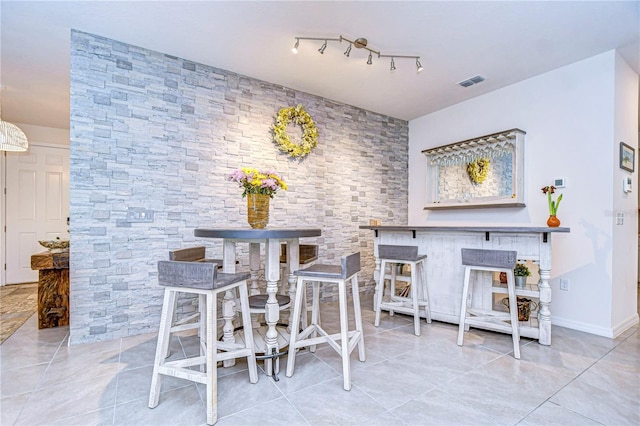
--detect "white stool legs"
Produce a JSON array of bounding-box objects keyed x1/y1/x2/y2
[
  {"x1": 286, "y1": 252, "x2": 365, "y2": 391},
  {"x1": 457, "y1": 248, "x2": 521, "y2": 359}
]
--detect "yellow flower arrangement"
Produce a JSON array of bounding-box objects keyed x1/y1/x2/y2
[
  {"x1": 227, "y1": 167, "x2": 288, "y2": 198},
  {"x1": 466, "y1": 158, "x2": 490, "y2": 184},
  {"x1": 272, "y1": 104, "x2": 319, "y2": 159}
]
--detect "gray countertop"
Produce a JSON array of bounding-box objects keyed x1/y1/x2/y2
[{"x1": 359, "y1": 225, "x2": 570, "y2": 233}]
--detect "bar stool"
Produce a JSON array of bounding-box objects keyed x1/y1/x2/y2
[
  {"x1": 374, "y1": 244, "x2": 431, "y2": 336},
  {"x1": 457, "y1": 248, "x2": 521, "y2": 359},
  {"x1": 286, "y1": 252, "x2": 366, "y2": 391},
  {"x1": 166, "y1": 246, "x2": 222, "y2": 356},
  {"x1": 149, "y1": 260, "x2": 258, "y2": 425}
]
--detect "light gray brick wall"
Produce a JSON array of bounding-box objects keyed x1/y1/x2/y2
[{"x1": 69, "y1": 31, "x2": 408, "y2": 344}]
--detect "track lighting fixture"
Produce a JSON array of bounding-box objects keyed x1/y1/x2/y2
[{"x1": 291, "y1": 35, "x2": 422, "y2": 73}]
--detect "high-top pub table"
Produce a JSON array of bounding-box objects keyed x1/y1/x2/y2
[{"x1": 194, "y1": 227, "x2": 321, "y2": 378}]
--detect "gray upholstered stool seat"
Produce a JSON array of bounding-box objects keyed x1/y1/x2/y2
[
  {"x1": 457, "y1": 248, "x2": 521, "y2": 359},
  {"x1": 374, "y1": 244, "x2": 431, "y2": 336},
  {"x1": 149, "y1": 260, "x2": 258, "y2": 425},
  {"x1": 286, "y1": 252, "x2": 366, "y2": 391}
]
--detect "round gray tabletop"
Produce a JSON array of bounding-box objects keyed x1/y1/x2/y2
[{"x1": 194, "y1": 228, "x2": 321, "y2": 239}]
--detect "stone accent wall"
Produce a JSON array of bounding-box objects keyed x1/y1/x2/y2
[{"x1": 69, "y1": 31, "x2": 408, "y2": 344}]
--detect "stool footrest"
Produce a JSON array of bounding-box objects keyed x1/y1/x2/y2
[
  {"x1": 158, "y1": 363, "x2": 207, "y2": 385},
  {"x1": 467, "y1": 308, "x2": 511, "y2": 319},
  {"x1": 292, "y1": 324, "x2": 361, "y2": 357},
  {"x1": 379, "y1": 301, "x2": 429, "y2": 316},
  {"x1": 388, "y1": 295, "x2": 429, "y2": 305},
  {"x1": 170, "y1": 322, "x2": 200, "y2": 334},
  {"x1": 172, "y1": 312, "x2": 200, "y2": 327},
  {"x1": 383, "y1": 274, "x2": 412, "y2": 282},
  {"x1": 216, "y1": 348, "x2": 253, "y2": 362},
  {"x1": 464, "y1": 318, "x2": 516, "y2": 334}
]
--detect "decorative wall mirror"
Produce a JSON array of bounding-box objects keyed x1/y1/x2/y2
[{"x1": 422, "y1": 129, "x2": 526, "y2": 209}]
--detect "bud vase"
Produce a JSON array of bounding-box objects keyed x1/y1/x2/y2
[
  {"x1": 547, "y1": 215, "x2": 560, "y2": 227},
  {"x1": 247, "y1": 193, "x2": 270, "y2": 229}
]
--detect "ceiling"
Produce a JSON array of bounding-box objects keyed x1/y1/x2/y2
[{"x1": 1, "y1": 1, "x2": 639, "y2": 130}]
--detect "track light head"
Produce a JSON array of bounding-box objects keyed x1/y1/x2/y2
[
  {"x1": 416, "y1": 58, "x2": 424, "y2": 73},
  {"x1": 367, "y1": 52, "x2": 372, "y2": 65},
  {"x1": 344, "y1": 43, "x2": 352, "y2": 57},
  {"x1": 318, "y1": 41, "x2": 327, "y2": 54},
  {"x1": 292, "y1": 39, "x2": 299, "y2": 54},
  {"x1": 390, "y1": 58, "x2": 396, "y2": 71}
]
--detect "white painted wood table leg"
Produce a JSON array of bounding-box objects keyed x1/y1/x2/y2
[
  {"x1": 222, "y1": 239, "x2": 237, "y2": 367},
  {"x1": 249, "y1": 242, "x2": 260, "y2": 296},
  {"x1": 538, "y1": 233, "x2": 552, "y2": 345},
  {"x1": 264, "y1": 238, "x2": 281, "y2": 376},
  {"x1": 249, "y1": 242, "x2": 262, "y2": 329},
  {"x1": 286, "y1": 239, "x2": 299, "y2": 333},
  {"x1": 538, "y1": 267, "x2": 552, "y2": 345}
]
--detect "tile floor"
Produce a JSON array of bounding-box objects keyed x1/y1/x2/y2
[{"x1": 1, "y1": 296, "x2": 638, "y2": 426}]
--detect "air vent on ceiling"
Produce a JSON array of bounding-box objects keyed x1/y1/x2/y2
[{"x1": 457, "y1": 75, "x2": 485, "y2": 88}]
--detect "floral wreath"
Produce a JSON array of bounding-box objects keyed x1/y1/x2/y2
[
  {"x1": 272, "y1": 104, "x2": 319, "y2": 159},
  {"x1": 466, "y1": 158, "x2": 490, "y2": 184}
]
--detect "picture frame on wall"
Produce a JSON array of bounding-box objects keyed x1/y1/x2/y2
[{"x1": 620, "y1": 142, "x2": 635, "y2": 173}]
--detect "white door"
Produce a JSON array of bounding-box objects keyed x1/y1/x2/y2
[{"x1": 5, "y1": 145, "x2": 70, "y2": 284}]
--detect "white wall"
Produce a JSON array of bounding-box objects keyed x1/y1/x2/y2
[
  {"x1": 409, "y1": 50, "x2": 639, "y2": 337},
  {"x1": 17, "y1": 123, "x2": 70, "y2": 147},
  {"x1": 612, "y1": 52, "x2": 640, "y2": 334}
]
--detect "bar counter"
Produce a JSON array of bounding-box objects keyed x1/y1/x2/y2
[{"x1": 360, "y1": 225, "x2": 570, "y2": 345}]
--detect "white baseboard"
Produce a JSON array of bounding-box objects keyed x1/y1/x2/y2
[{"x1": 552, "y1": 313, "x2": 639, "y2": 338}]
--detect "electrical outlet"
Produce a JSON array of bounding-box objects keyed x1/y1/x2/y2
[
  {"x1": 616, "y1": 212, "x2": 624, "y2": 225},
  {"x1": 126, "y1": 207, "x2": 155, "y2": 223},
  {"x1": 560, "y1": 278, "x2": 570, "y2": 291}
]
